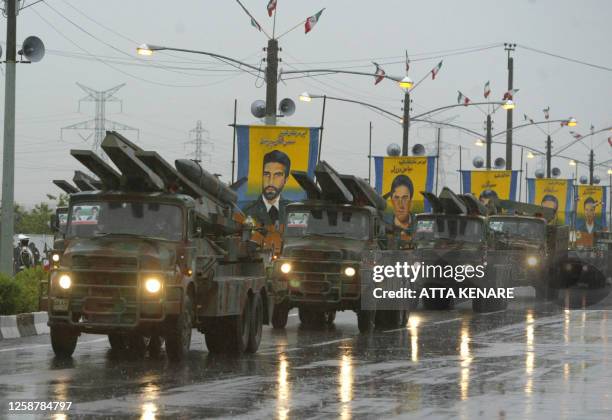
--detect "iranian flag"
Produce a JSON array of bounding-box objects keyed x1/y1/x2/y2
[
  {"x1": 484, "y1": 81, "x2": 491, "y2": 98},
  {"x1": 251, "y1": 17, "x2": 262, "y2": 31},
  {"x1": 502, "y1": 88, "x2": 519, "y2": 100},
  {"x1": 267, "y1": 0, "x2": 277, "y2": 17},
  {"x1": 373, "y1": 62, "x2": 386, "y2": 85},
  {"x1": 305, "y1": 9, "x2": 325, "y2": 34},
  {"x1": 457, "y1": 91, "x2": 470, "y2": 106},
  {"x1": 431, "y1": 61, "x2": 443, "y2": 79}
]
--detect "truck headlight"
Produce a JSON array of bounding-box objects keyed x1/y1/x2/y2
[
  {"x1": 145, "y1": 278, "x2": 162, "y2": 293},
  {"x1": 59, "y1": 274, "x2": 72, "y2": 289},
  {"x1": 52, "y1": 253, "x2": 60, "y2": 263},
  {"x1": 280, "y1": 263, "x2": 292, "y2": 274},
  {"x1": 344, "y1": 267, "x2": 356, "y2": 277},
  {"x1": 526, "y1": 256, "x2": 539, "y2": 267}
]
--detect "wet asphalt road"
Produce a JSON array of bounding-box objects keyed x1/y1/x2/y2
[{"x1": 1, "y1": 289, "x2": 611, "y2": 419}]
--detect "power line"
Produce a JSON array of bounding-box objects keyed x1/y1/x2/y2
[{"x1": 518, "y1": 44, "x2": 612, "y2": 73}]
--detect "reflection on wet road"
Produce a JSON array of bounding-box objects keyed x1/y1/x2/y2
[{"x1": 1, "y1": 291, "x2": 611, "y2": 419}]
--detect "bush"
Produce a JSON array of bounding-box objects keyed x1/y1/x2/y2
[{"x1": 0, "y1": 267, "x2": 45, "y2": 315}]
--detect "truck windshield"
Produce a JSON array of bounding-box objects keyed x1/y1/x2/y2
[
  {"x1": 414, "y1": 216, "x2": 484, "y2": 248},
  {"x1": 284, "y1": 209, "x2": 369, "y2": 240},
  {"x1": 66, "y1": 201, "x2": 183, "y2": 241},
  {"x1": 488, "y1": 218, "x2": 545, "y2": 241}
]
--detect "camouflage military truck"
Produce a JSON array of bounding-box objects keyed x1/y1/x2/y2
[
  {"x1": 46, "y1": 132, "x2": 269, "y2": 360},
  {"x1": 487, "y1": 201, "x2": 568, "y2": 300},
  {"x1": 412, "y1": 188, "x2": 509, "y2": 313},
  {"x1": 269, "y1": 161, "x2": 405, "y2": 333}
]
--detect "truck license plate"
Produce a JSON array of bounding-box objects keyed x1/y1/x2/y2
[{"x1": 53, "y1": 298, "x2": 69, "y2": 311}]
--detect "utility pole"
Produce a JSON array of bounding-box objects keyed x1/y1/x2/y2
[
  {"x1": 264, "y1": 38, "x2": 279, "y2": 125},
  {"x1": 435, "y1": 127, "x2": 441, "y2": 194},
  {"x1": 589, "y1": 149, "x2": 595, "y2": 185},
  {"x1": 504, "y1": 43, "x2": 516, "y2": 170},
  {"x1": 485, "y1": 114, "x2": 492, "y2": 169},
  {"x1": 186, "y1": 120, "x2": 212, "y2": 163},
  {"x1": 368, "y1": 122, "x2": 372, "y2": 185},
  {"x1": 402, "y1": 91, "x2": 410, "y2": 155},
  {"x1": 546, "y1": 135, "x2": 552, "y2": 178},
  {"x1": 0, "y1": 0, "x2": 18, "y2": 275},
  {"x1": 61, "y1": 83, "x2": 138, "y2": 156}
]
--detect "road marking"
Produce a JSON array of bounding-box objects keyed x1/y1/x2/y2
[
  {"x1": 0, "y1": 337, "x2": 106, "y2": 353},
  {"x1": 308, "y1": 338, "x2": 353, "y2": 347}
]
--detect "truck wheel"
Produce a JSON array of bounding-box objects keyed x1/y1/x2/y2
[
  {"x1": 224, "y1": 295, "x2": 252, "y2": 353},
  {"x1": 246, "y1": 294, "x2": 263, "y2": 353},
  {"x1": 299, "y1": 308, "x2": 325, "y2": 328},
  {"x1": 108, "y1": 334, "x2": 127, "y2": 352},
  {"x1": 271, "y1": 303, "x2": 289, "y2": 329},
  {"x1": 325, "y1": 311, "x2": 336, "y2": 326},
  {"x1": 357, "y1": 310, "x2": 375, "y2": 333},
  {"x1": 148, "y1": 335, "x2": 164, "y2": 358},
  {"x1": 165, "y1": 294, "x2": 193, "y2": 361},
  {"x1": 126, "y1": 334, "x2": 150, "y2": 358},
  {"x1": 423, "y1": 297, "x2": 454, "y2": 310},
  {"x1": 50, "y1": 326, "x2": 78, "y2": 358},
  {"x1": 375, "y1": 310, "x2": 403, "y2": 328}
]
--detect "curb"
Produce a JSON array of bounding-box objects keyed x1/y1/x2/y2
[{"x1": 0, "y1": 312, "x2": 49, "y2": 340}]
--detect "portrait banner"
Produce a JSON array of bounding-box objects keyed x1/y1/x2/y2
[
  {"x1": 527, "y1": 178, "x2": 573, "y2": 224},
  {"x1": 236, "y1": 125, "x2": 320, "y2": 209},
  {"x1": 461, "y1": 170, "x2": 519, "y2": 201},
  {"x1": 575, "y1": 185, "x2": 607, "y2": 246},
  {"x1": 373, "y1": 156, "x2": 436, "y2": 229}
]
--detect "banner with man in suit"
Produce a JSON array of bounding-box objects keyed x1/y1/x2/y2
[
  {"x1": 575, "y1": 185, "x2": 607, "y2": 247},
  {"x1": 527, "y1": 178, "x2": 573, "y2": 224},
  {"x1": 236, "y1": 125, "x2": 319, "y2": 227}
]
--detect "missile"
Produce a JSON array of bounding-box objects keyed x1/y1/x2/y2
[
  {"x1": 291, "y1": 170, "x2": 321, "y2": 200},
  {"x1": 175, "y1": 159, "x2": 237, "y2": 205},
  {"x1": 71, "y1": 149, "x2": 121, "y2": 190},
  {"x1": 340, "y1": 174, "x2": 386, "y2": 210},
  {"x1": 314, "y1": 160, "x2": 353, "y2": 203},
  {"x1": 53, "y1": 180, "x2": 79, "y2": 194},
  {"x1": 73, "y1": 170, "x2": 102, "y2": 191}
]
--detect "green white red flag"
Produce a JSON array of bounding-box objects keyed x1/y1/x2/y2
[
  {"x1": 484, "y1": 81, "x2": 491, "y2": 98},
  {"x1": 502, "y1": 89, "x2": 519, "y2": 100},
  {"x1": 267, "y1": 0, "x2": 277, "y2": 17},
  {"x1": 251, "y1": 17, "x2": 262, "y2": 31},
  {"x1": 373, "y1": 62, "x2": 386, "y2": 85},
  {"x1": 457, "y1": 91, "x2": 470, "y2": 106},
  {"x1": 305, "y1": 9, "x2": 325, "y2": 34},
  {"x1": 431, "y1": 61, "x2": 443, "y2": 79}
]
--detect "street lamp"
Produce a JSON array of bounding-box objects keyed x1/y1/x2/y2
[
  {"x1": 398, "y1": 76, "x2": 414, "y2": 90},
  {"x1": 299, "y1": 92, "x2": 312, "y2": 102},
  {"x1": 569, "y1": 160, "x2": 577, "y2": 166},
  {"x1": 527, "y1": 151, "x2": 536, "y2": 159},
  {"x1": 567, "y1": 117, "x2": 577, "y2": 127},
  {"x1": 502, "y1": 99, "x2": 515, "y2": 110},
  {"x1": 475, "y1": 139, "x2": 485, "y2": 147}
]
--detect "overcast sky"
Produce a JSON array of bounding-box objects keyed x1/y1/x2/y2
[{"x1": 0, "y1": 0, "x2": 610, "y2": 207}]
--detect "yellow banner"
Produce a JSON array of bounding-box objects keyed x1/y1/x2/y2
[
  {"x1": 462, "y1": 170, "x2": 518, "y2": 202},
  {"x1": 374, "y1": 156, "x2": 436, "y2": 229},
  {"x1": 530, "y1": 178, "x2": 572, "y2": 224}
]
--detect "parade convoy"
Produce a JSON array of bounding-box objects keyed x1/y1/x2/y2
[
  {"x1": 45, "y1": 132, "x2": 269, "y2": 360},
  {"x1": 43, "y1": 138, "x2": 608, "y2": 358}
]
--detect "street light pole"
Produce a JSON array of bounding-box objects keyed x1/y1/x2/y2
[
  {"x1": 485, "y1": 114, "x2": 492, "y2": 169},
  {"x1": 402, "y1": 91, "x2": 410, "y2": 156},
  {"x1": 504, "y1": 43, "x2": 516, "y2": 170},
  {"x1": 546, "y1": 134, "x2": 552, "y2": 178},
  {"x1": 317, "y1": 95, "x2": 326, "y2": 163},
  {"x1": 264, "y1": 38, "x2": 279, "y2": 125},
  {"x1": 0, "y1": 0, "x2": 18, "y2": 275},
  {"x1": 589, "y1": 149, "x2": 595, "y2": 185}
]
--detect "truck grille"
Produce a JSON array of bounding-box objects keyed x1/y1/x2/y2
[
  {"x1": 289, "y1": 249, "x2": 343, "y2": 260},
  {"x1": 284, "y1": 259, "x2": 359, "y2": 302},
  {"x1": 72, "y1": 255, "x2": 138, "y2": 271}
]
